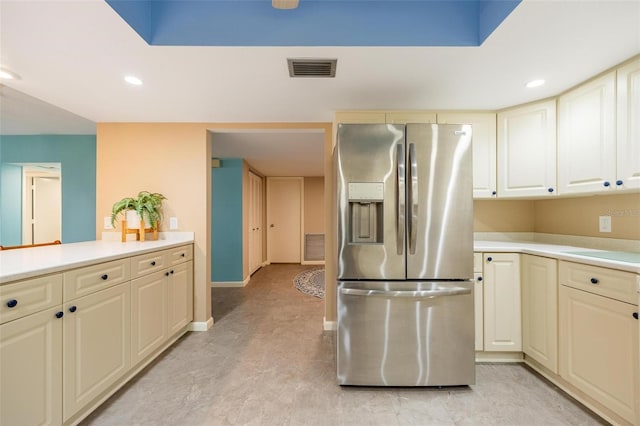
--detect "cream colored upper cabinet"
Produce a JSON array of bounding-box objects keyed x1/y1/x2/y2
[
  {"x1": 558, "y1": 71, "x2": 616, "y2": 194},
  {"x1": 483, "y1": 253, "x2": 521, "y2": 352},
  {"x1": 521, "y1": 255, "x2": 558, "y2": 374},
  {"x1": 497, "y1": 100, "x2": 557, "y2": 198},
  {"x1": 439, "y1": 113, "x2": 497, "y2": 198},
  {"x1": 334, "y1": 111, "x2": 386, "y2": 124},
  {"x1": 617, "y1": 57, "x2": 640, "y2": 191},
  {"x1": 385, "y1": 111, "x2": 436, "y2": 124}
]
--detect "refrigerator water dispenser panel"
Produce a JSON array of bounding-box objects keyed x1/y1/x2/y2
[{"x1": 348, "y1": 182, "x2": 384, "y2": 244}]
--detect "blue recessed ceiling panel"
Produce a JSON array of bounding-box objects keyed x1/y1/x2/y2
[{"x1": 106, "y1": 0, "x2": 521, "y2": 47}]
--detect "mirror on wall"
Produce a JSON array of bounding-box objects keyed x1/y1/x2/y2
[{"x1": 0, "y1": 86, "x2": 96, "y2": 247}]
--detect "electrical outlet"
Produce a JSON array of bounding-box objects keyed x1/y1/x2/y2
[
  {"x1": 598, "y1": 216, "x2": 612, "y2": 233},
  {"x1": 169, "y1": 217, "x2": 178, "y2": 230},
  {"x1": 104, "y1": 217, "x2": 113, "y2": 230}
]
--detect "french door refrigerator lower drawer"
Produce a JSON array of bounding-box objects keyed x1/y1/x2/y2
[{"x1": 337, "y1": 280, "x2": 475, "y2": 386}]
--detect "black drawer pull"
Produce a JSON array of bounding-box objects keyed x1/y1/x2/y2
[
  {"x1": 476, "y1": 276, "x2": 483, "y2": 282},
  {"x1": 491, "y1": 191, "x2": 497, "y2": 196},
  {"x1": 547, "y1": 187, "x2": 554, "y2": 193},
  {"x1": 55, "y1": 311, "x2": 64, "y2": 319},
  {"x1": 151, "y1": 261, "x2": 156, "y2": 266},
  {"x1": 181, "y1": 253, "x2": 185, "y2": 257},
  {"x1": 590, "y1": 278, "x2": 599, "y2": 284},
  {"x1": 165, "y1": 272, "x2": 170, "y2": 276},
  {"x1": 170, "y1": 270, "x2": 174, "y2": 274},
  {"x1": 633, "y1": 312, "x2": 638, "y2": 320},
  {"x1": 101, "y1": 274, "x2": 108, "y2": 280},
  {"x1": 486, "y1": 257, "x2": 493, "y2": 262},
  {"x1": 603, "y1": 181, "x2": 611, "y2": 187},
  {"x1": 6, "y1": 299, "x2": 18, "y2": 308},
  {"x1": 69, "y1": 306, "x2": 77, "y2": 313},
  {"x1": 616, "y1": 180, "x2": 623, "y2": 186}
]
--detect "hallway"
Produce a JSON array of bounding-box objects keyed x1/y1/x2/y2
[{"x1": 83, "y1": 264, "x2": 603, "y2": 425}]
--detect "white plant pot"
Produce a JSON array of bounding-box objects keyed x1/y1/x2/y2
[{"x1": 125, "y1": 210, "x2": 142, "y2": 229}]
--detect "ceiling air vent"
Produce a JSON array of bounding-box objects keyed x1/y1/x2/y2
[{"x1": 288, "y1": 58, "x2": 337, "y2": 78}]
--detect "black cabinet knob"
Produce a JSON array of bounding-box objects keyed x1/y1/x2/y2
[
  {"x1": 491, "y1": 191, "x2": 497, "y2": 196},
  {"x1": 69, "y1": 306, "x2": 77, "y2": 313},
  {"x1": 181, "y1": 253, "x2": 185, "y2": 257},
  {"x1": 633, "y1": 312, "x2": 638, "y2": 320},
  {"x1": 151, "y1": 261, "x2": 156, "y2": 266},
  {"x1": 548, "y1": 188, "x2": 554, "y2": 193},
  {"x1": 616, "y1": 180, "x2": 623, "y2": 186},
  {"x1": 590, "y1": 278, "x2": 599, "y2": 284},
  {"x1": 101, "y1": 274, "x2": 108, "y2": 280},
  {"x1": 476, "y1": 276, "x2": 483, "y2": 282},
  {"x1": 165, "y1": 272, "x2": 170, "y2": 276},
  {"x1": 55, "y1": 311, "x2": 64, "y2": 319},
  {"x1": 6, "y1": 299, "x2": 18, "y2": 308},
  {"x1": 486, "y1": 257, "x2": 493, "y2": 262},
  {"x1": 170, "y1": 270, "x2": 174, "y2": 274},
  {"x1": 603, "y1": 181, "x2": 611, "y2": 187}
]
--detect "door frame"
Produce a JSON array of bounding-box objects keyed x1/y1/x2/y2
[
  {"x1": 22, "y1": 168, "x2": 61, "y2": 245},
  {"x1": 266, "y1": 176, "x2": 304, "y2": 264}
]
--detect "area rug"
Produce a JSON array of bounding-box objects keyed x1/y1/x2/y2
[{"x1": 293, "y1": 269, "x2": 325, "y2": 298}]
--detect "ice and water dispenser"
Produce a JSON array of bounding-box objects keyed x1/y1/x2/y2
[{"x1": 348, "y1": 182, "x2": 384, "y2": 244}]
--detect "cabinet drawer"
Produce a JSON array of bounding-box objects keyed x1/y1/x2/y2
[
  {"x1": 0, "y1": 274, "x2": 63, "y2": 324},
  {"x1": 473, "y1": 253, "x2": 482, "y2": 273},
  {"x1": 167, "y1": 245, "x2": 193, "y2": 266},
  {"x1": 64, "y1": 259, "x2": 130, "y2": 301},
  {"x1": 131, "y1": 250, "x2": 167, "y2": 278},
  {"x1": 559, "y1": 261, "x2": 637, "y2": 304}
]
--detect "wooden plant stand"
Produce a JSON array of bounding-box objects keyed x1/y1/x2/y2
[{"x1": 121, "y1": 219, "x2": 158, "y2": 243}]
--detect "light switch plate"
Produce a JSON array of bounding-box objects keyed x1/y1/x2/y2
[
  {"x1": 170, "y1": 217, "x2": 178, "y2": 230},
  {"x1": 104, "y1": 217, "x2": 113, "y2": 230},
  {"x1": 598, "y1": 216, "x2": 612, "y2": 233}
]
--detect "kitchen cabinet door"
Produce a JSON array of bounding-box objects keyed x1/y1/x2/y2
[
  {"x1": 63, "y1": 283, "x2": 131, "y2": 421},
  {"x1": 521, "y1": 255, "x2": 558, "y2": 373},
  {"x1": 617, "y1": 57, "x2": 640, "y2": 191},
  {"x1": 558, "y1": 71, "x2": 616, "y2": 194},
  {"x1": 385, "y1": 111, "x2": 436, "y2": 124},
  {"x1": 168, "y1": 261, "x2": 194, "y2": 337},
  {"x1": 497, "y1": 100, "x2": 557, "y2": 197},
  {"x1": 474, "y1": 272, "x2": 484, "y2": 351},
  {"x1": 438, "y1": 113, "x2": 497, "y2": 199},
  {"x1": 0, "y1": 307, "x2": 63, "y2": 426},
  {"x1": 483, "y1": 253, "x2": 521, "y2": 351},
  {"x1": 559, "y1": 285, "x2": 639, "y2": 424},
  {"x1": 131, "y1": 270, "x2": 167, "y2": 366},
  {"x1": 334, "y1": 111, "x2": 386, "y2": 124}
]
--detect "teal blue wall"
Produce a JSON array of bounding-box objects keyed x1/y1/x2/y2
[
  {"x1": 211, "y1": 158, "x2": 243, "y2": 282},
  {"x1": 0, "y1": 164, "x2": 23, "y2": 245},
  {"x1": 0, "y1": 135, "x2": 96, "y2": 245}
]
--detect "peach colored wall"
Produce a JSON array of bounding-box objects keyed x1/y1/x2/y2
[
  {"x1": 474, "y1": 200, "x2": 536, "y2": 232},
  {"x1": 535, "y1": 193, "x2": 640, "y2": 240},
  {"x1": 97, "y1": 122, "x2": 332, "y2": 326},
  {"x1": 304, "y1": 177, "x2": 325, "y2": 234}
]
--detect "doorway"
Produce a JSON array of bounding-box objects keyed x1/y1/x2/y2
[
  {"x1": 266, "y1": 177, "x2": 303, "y2": 263},
  {"x1": 248, "y1": 171, "x2": 264, "y2": 274},
  {"x1": 22, "y1": 166, "x2": 62, "y2": 245}
]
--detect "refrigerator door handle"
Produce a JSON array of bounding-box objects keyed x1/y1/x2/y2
[
  {"x1": 396, "y1": 143, "x2": 405, "y2": 255},
  {"x1": 340, "y1": 287, "x2": 471, "y2": 298},
  {"x1": 408, "y1": 143, "x2": 418, "y2": 255}
]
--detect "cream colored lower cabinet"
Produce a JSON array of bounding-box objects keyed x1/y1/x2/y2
[
  {"x1": 483, "y1": 253, "x2": 521, "y2": 351},
  {"x1": 63, "y1": 282, "x2": 131, "y2": 421},
  {"x1": 168, "y1": 261, "x2": 194, "y2": 337},
  {"x1": 473, "y1": 272, "x2": 484, "y2": 351},
  {"x1": 521, "y1": 255, "x2": 558, "y2": 373},
  {"x1": 0, "y1": 306, "x2": 63, "y2": 426},
  {"x1": 131, "y1": 271, "x2": 167, "y2": 366},
  {"x1": 559, "y1": 284, "x2": 639, "y2": 424}
]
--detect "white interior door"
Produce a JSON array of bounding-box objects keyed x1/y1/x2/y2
[
  {"x1": 267, "y1": 177, "x2": 302, "y2": 263},
  {"x1": 23, "y1": 171, "x2": 61, "y2": 245},
  {"x1": 249, "y1": 172, "x2": 263, "y2": 274}
]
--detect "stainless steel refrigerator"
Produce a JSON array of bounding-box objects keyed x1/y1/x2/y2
[{"x1": 336, "y1": 123, "x2": 475, "y2": 387}]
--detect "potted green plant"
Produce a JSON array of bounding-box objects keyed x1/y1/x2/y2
[{"x1": 111, "y1": 191, "x2": 166, "y2": 230}]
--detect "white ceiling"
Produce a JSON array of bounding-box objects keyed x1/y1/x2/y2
[{"x1": 1, "y1": 0, "x2": 639, "y2": 175}]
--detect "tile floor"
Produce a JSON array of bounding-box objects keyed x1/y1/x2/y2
[{"x1": 82, "y1": 264, "x2": 605, "y2": 426}]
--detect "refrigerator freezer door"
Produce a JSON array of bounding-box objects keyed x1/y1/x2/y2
[
  {"x1": 337, "y1": 124, "x2": 406, "y2": 280},
  {"x1": 337, "y1": 280, "x2": 476, "y2": 386},
  {"x1": 406, "y1": 124, "x2": 474, "y2": 280}
]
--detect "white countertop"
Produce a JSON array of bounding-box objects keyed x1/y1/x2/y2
[
  {"x1": 474, "y1": 240, "x2": 640, "y2": 274},
  {"x1": 0, "y1": 233, "x2": 194, "y2": 284}
]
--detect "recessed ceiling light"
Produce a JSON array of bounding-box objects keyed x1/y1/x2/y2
[
  {"x1": 124, "y1": 75, "x2": 143, "y2": 85},
  {"x1": 526, "y1": 79, "x2": 545, "y2": 88},
  {"x1": 0, "y1": 68, "x2": 21, "y2": 80}
]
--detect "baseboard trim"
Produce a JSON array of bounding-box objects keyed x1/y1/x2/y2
[
  {"x1": 475, "y1": 351, "x2": 524, "y2": 363},
  {"x1": 189, "y1": 317, "x2": 214, "y2": 331},
  {"x1": 210, "y1": 276, "x2": 250, "y2": 287},
  {"x1": 302, "y1": 260, "x2": 325, "y2": 266},
  {"x1": 323, "y1": 317, "x2": 337, "y2": 331}
]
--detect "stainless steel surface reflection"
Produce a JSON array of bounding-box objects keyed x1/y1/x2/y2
[{"x1": 337, "y1": 280, "x2": 475, "y2": 386}]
